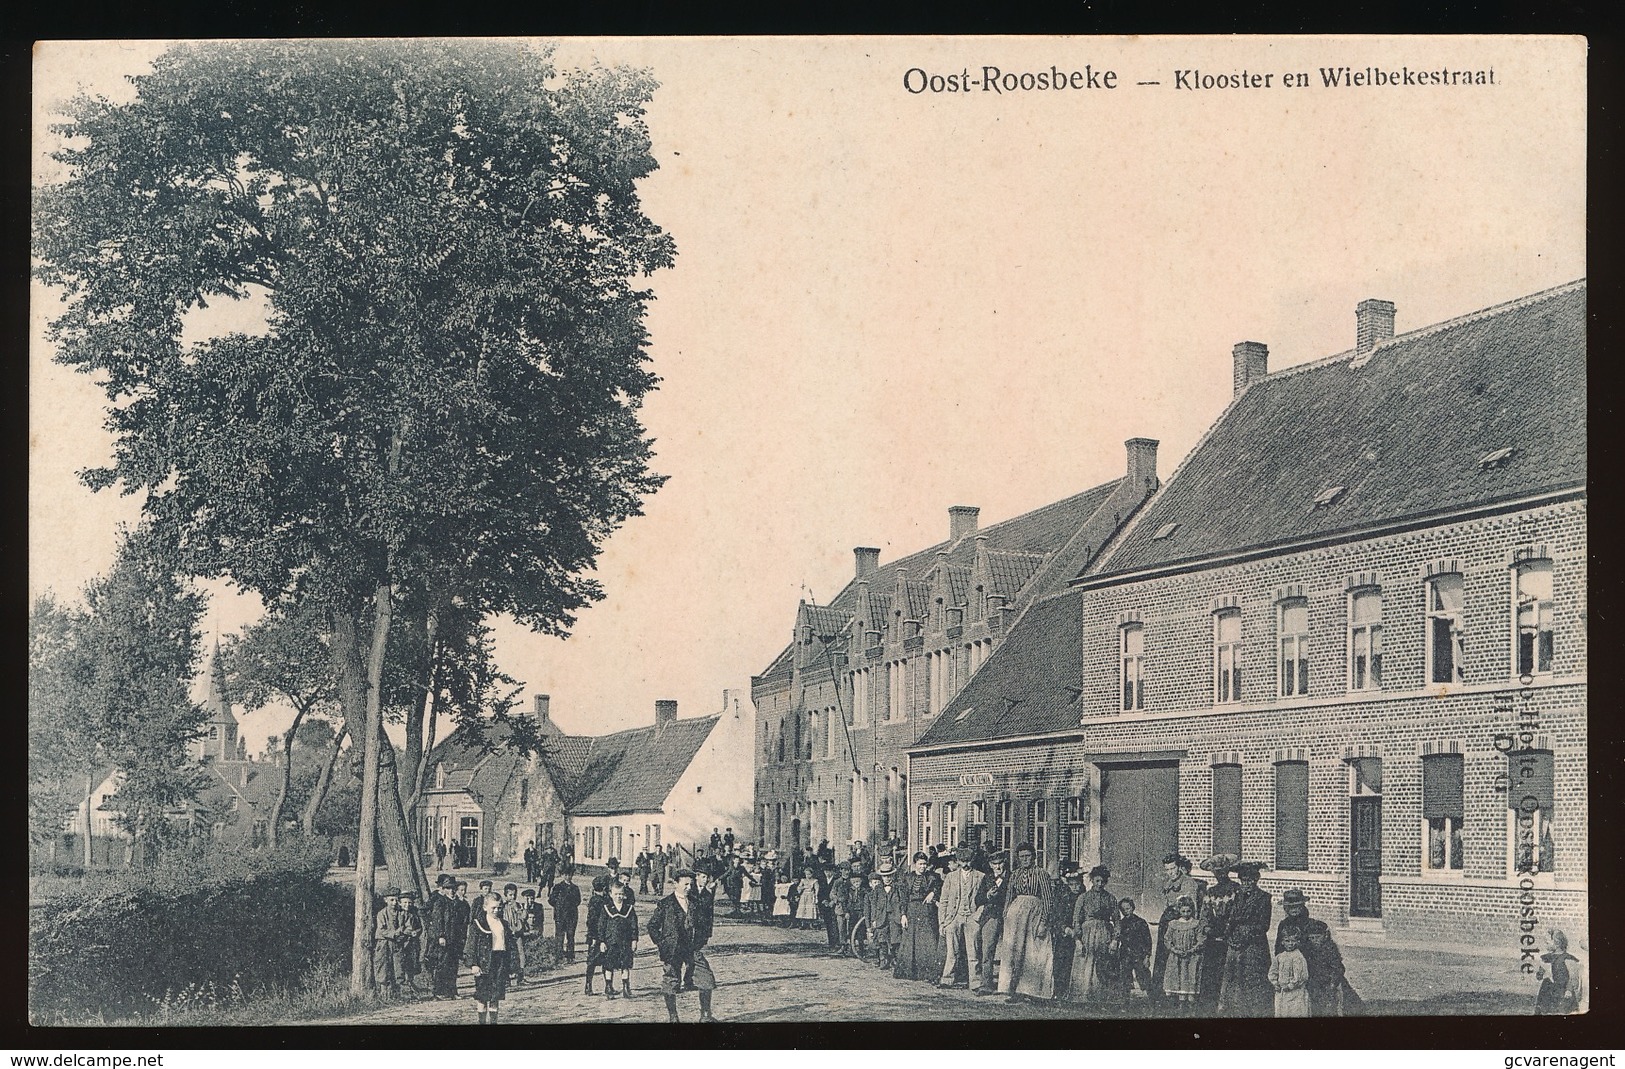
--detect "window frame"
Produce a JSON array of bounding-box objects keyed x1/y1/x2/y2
[
  {"x1": 1347, "y1": 587, "x2": 1384, "y2": 692},
  {"x1": 1120, "y1": 622, "x2": 1146, "y2": 712},
  {"x1": 1425, "y1": 572, "x2": 1467, "y2": 686},
  {"x1": 943, "y1": 801, "x2": 959, "y2": 849},
  {"x1": 1511, "y1": 559, "x2": 1555, "y2": 680},
  {"x1": 1027, "y1": 799, "x2": 1049, "y2": 869},
  {"x1": 1420, "y1": 752, "x2": 1465, "y2": 873},
  {"x1": 1213, "y1": 607, "x2": 1243, "y2": 705},
  {"x1": 1273, "y1": 760, "x2": 1310, "y2": 871},
  {"x1": 1277, "y1": 597, "x2": 1310, "y2": 698}
]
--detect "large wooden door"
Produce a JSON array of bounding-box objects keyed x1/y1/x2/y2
[
  {"x1": 1099, "y1": 762, "x2": 1179, "y2": 912},
  {"x1": 1350, "y1": 797, "x2": 1382, "y2": 917}
]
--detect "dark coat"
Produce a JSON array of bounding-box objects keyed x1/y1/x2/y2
[
  {"x1": 447, "y1": 898, "x2": 472, "y2": 952},
  {"x1": 647, "y1": 892, "x2": 702, "y2": 963},
  {"x1": 463, "y1": 911, "x2": 512, "y2": 969},
  {"x1": 694, "y1": 886, "x2": 716, "y2": 945},
  {"x1": 549, "y1": 880, "x2": 582, "y2": 918}
]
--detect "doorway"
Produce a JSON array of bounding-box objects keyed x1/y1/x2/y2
[
  {"x1": 1098, "y1": 762, "x2": 1179, "y2": 913},
  {"x1": 1350, "y1": 796, "x2": 1382, "y2": 917}
]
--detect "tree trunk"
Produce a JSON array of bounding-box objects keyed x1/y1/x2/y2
[
  {"x1": 335, "y1": 608, "x2": 378, "y2": 996},
  {"x1": 402, "y1": 606, "x2": 435, "y2": 809},
  {"x1": 360, "y1": 583, "x2": 426, "y2": 901},
  {"x1": 82, "y1": 769, "x2": 94, "y2": 868},
  {"x1": 379, "y1": 749, "x2": 428, "y2": 899},
  {"x1": 267, "y1": 701, "x2": 312, "y2": 851},
  {"x1": 304, "y1": 721, "x2": 348, "y2": 838}
]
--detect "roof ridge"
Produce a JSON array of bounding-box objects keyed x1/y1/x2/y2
[{"x1": 1258, "y1": 278, "x2": 1586, "y2": 386}]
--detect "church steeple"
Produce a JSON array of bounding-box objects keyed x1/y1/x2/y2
[{"x1": 194, "y1": 637, "x2": 241, "y2": 763}]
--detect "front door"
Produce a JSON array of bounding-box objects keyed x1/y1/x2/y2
[
  {"x1": 1350, "y1": 797, "x2": 1382, "y2": 917},
  {"x1": 460, "y1": 816, "x2": 481, "y2": 867},
  {"x1": 1099, "y1": 762, "x2": 1179, "y2": 913}
]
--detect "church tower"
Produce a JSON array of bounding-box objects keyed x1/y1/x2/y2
[{"x1": 193, "y1": 638, "x2": 241, "y2": 763}]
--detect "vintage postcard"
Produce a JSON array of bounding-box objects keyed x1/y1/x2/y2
[{"x1": 28, "y1": 35, "x2": 1586, "y2": 1032}]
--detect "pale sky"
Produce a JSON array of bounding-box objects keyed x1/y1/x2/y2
[{"x1": 30, "y1": 36, "x2": 1586, "y2": 748}]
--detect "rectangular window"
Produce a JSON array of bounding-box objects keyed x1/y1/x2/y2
[
  {"x1": 887, "y1": 661, "x2": 906, "y2": 722},
  {"x1": 1274, "y1": 762, "x2": 1309, "y2": 870},
  {"x1": 610, "y1": 826, "x2": 623, "y2": 860},
  {"x1": 1422, "y1": 752, "x2": 1465, "y2": 870},
  {"x1": 852, "y1": 669, "x2": 869, "y2": 726},
  {"x1": 1278, "y1": 598, "x2": 1310, "y2": 697},
  {"x1": 1514, "y1": 561, "x2": 1555, "y2": 677},
  {"x1": 826, "y1": 707, "x2": 838, "y2": 759},
  {"x1": 1121, "y1": 624, "x2": 1146, "y2": 711},
  {"x1": 918, "y1": 802, "x2": 933, "y2": 853},
  {"x1": 1427, "y1": 573, "x2": 1466, "y2": 684},
  {"x1": 808, "y1": 710, "x2": 818, "y2": 760},
  {"x1": 969, "y1": 798, "x2": 987, "y2": 846},
  {"x1": 1508, "y1": 750, "x2": 1555, "y2": 874},
  {"x1": 927, "y1": 653, "x2": 939, "y2": 716},
  {"x1": 944, "y1": 802, "x2": 959, "y2": 849},
  {"x1": 1214, "y1": 609, "x2": 1242, "y2": 704},
  {"x1": 1349, "y1": 590, "x2": 1384, "y2": 691},
  {"x1": 1027, "y1": 800, "x2": 1048, "y2": 869},
  {"x1": 996, "y1": 799, "x2": 1015, "y2": 852},
  {"x1": 1212, "y1": 764, "x2": 1242, "y2": 858}
]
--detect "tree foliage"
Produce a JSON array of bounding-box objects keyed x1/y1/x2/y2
[{"x1": 28, "y1": 594, "x2": 96, "y2": 850}]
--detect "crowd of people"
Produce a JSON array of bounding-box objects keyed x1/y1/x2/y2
[
  {"x1": 709, "y1": 837, "x2": 1369, "y2": 1018},
  {"x1": 372, "y1": 828, "x2": 1583, "y2": 1020}
]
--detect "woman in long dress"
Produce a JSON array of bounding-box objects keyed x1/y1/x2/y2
[
  {"x1": 1069, "y1": 865, "x2": 1119, "y2": 1003},
  {"x1": 996, "y1": 843, "x2": 1054, "y2": 1002},
  {"x1": 893, "y1": 853, "x2": 943, "y2": 981},
  {"x1": 772, "y1": 866, "x2": 793, "y2": 923},
  {"x1": 795, "y1": 871, "x2": 821, "y2": 928}
]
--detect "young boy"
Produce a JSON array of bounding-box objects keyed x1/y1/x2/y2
[
  {"x1": 1116, "y1": 898, "x2": 1154, "y2": 1000},
  {"x1": 1268, "y1": 929, "x2": 1311, "y2": 1017}
]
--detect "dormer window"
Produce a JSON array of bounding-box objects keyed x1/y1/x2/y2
[
  {"x1": 1152, "y1": 522, "x2": 1181, "y2": 541},
  {"x1": 1480, "y1": 447, "x2": 1517, "y2": 469},
  {"x1": 1312, "y1": 486, "x2": 1346, "y2": 509},
  {"x1": 435, "y1": 763, "x2": 447, "y2": 789}
]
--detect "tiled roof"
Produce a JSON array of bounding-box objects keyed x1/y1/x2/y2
[
  {"x1": 803, "y1": 603, "x2": 849, "y2": 639},
  {"x1": 914, "y1": 591, "x2": 1085, "y2": 747},
  {"x1": 986, "y1": 551, "x2": 1046, "y2": 599},
  {"x1": 442, "y1": 769, "x2": 477, "y2": 791},
  {"x1": 945, "y1": 566, "x2": 971, "y2": 605},
  {"x1": 1099, "y1": 282, "x2": 1586, "y2": 576},
  {"x1": 755, "y1": 478, "x2": 1123, "y2": 675},
  {"x1": 566, "y1": 716, "x2": 719, "y2": 816},
  {"x1": 902, "y1": 579, "x2": 932, "y2": 620},
  {"x1": 864, "y1": 591, "x2": 892, "y2": 632}
]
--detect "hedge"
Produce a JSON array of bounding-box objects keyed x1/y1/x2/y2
[{"x1": 29, "y1": 840, "x2": 353, "y2": 1023}]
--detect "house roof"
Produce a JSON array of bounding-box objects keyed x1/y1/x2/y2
[
  {"x1": 913, "y1": 591, "x2": 1085, "y2": 747},
  {"x1": 565, "y1": 716, "x2": 720, "y2": 816},
  {"x1": 1095, "y1": 281, "x2": 1586, "y2": 577},
  {"x1": 755, "y1": 478, "x2": 1123, "y2": 676}
]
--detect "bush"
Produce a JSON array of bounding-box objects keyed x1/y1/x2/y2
[{"x1": 29, "y1": 839, "x2": 354, "y2": 1024}]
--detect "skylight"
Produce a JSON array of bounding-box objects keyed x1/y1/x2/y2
[
  {"x1": 955, "y1": 705, "x2": 975, "y2": 722},
  {"x1": 1480, "y1": 447, "x2": 1517, "y2": 469},
  {"x1": 1313, "y1": 485, "x2": 1346, "y2": 508},
  {"x1": 1151, "y1": 522, "x2": 1181, "y2": 541}
]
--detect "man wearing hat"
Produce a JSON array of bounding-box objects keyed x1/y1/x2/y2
[
  {"x1": 937, "y1": 844, "x2": 987, "y2": 989},
  {"x1": 583, "y1": 873, "x2": 611, "y2": 994},
  {"x1": 647, "y1": 868, "x2": 718, "y2": 1023},
  {"x1": 973, "y1": 851, "x2": 1009, "y2": 995},
  {"x1": 548, "y1": 870, "x2": 581, "y2": 963},
  {"x1": 373, "y1": 886, "x2": 403, "y2": 996},
  {"x1": 867, "y1": 860, "x2": 902, "y2": 969},
  {"x1": 1218, "y1": 861, "x2": 1274, "y2": 1017},
  {"x1": 396, "y1": 889, "x2": 427, "y2": 998},
  {"x1": 425, "y1": 873, "x2": 462, "y2": 999},
  {"x1": 1152, "y1": 854, "x2": 1206, "y2": 1004}
]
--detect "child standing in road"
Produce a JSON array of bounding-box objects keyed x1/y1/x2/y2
[{"x1": 1268, "y1": 929, "x2": 1311, "y2": 1017}]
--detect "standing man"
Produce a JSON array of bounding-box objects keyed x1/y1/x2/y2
[
  {"x1": 973, "y1": 851, "x2": 1009, "y2": 996},
  {"x1": 524, "y1": 840, "x2": 538, "y2": 884},
  {"x1": 652, "y1": 846, "x2": 670, "y2": 896},
  {"x1": 549, "y1": 870, "x2": 581, "y2": 964},
  {"x1": 435, "y1": 838, "x2": 447, "y2": 871},
  {"x1": 425, "y1": 874, "x2": 461, "y2": 1000},
  {"x1": 1152, "y1": 854, "x2": 1206, "y2": 1004},
  {"x1": 636, "y1": 849, "x2": 652, "y2": 894},
  {"x1": 396, "y1": 889, "x2": 427, "y2": 998},
  {"x1": 539, "y1": 842, "x2": 559, "y2": 888},
  {"x1": 373, "y1": 886, "x2": 403, "y2": 997},
  {"x1": 1274, "y1": 888, "x2": 1313, "y2": 954},
  {"x1": 937, "y1": 845, "x2": 987, "y2": 990},
  {"x1": 648, "y1": 868, "x2": 718, "y2": 1023},
  {"x1": 1051, "y1": 863, "x2": 1082, "y2": 998},
  {"x1": 723, "y1": 828, "x2": 736, "y2": 853},
  {"x1": 560, "y1": 836, "x2": 575, "y2": 876},
  {"x1": 710, "y1": 828, "x2": 723, "y2": 854}
]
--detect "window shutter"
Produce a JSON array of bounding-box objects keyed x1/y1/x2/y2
[
  {"x1": 1507, "y1": 750, "x2": 1555, "y2": 813},
  {"x1": 1274, "y1": 762, "x2": 1309, "y2": 870},
  {"x1": 1212, "y1": 765, "x2": 1242, "y2": 857},
  {"x1": 1421, "y1": 753, "x2": 1464, "y2": 820},
  {"x1": 1351, "y1": 756, "x2": 1383, "y2": 795},
  {"x1": 1049, "y1": 795, "x2": 1064, "y2": 869}
]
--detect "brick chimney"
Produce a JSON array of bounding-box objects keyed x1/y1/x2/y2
[
  {"x1": 1356, "y1": 298, "x2": 1396, "y2": 354},
  {"x1": 949, "y1": 506, "x2": 980, "y2": 541},
  {"x1": 1125, "y1": 437, "x2": 1160, "y2": 496},
  {"x1": 854, "y1": 547, "x2": 880, "y2": 579},
  {"x1": 1233, "y1": 341, "x2": 1268, "y2": 396},
  {"x1": 655, "y1": 699, "x2": 678, "y2": 726},
  {"x1": 533, "y1": 693, "x2": 551, "y2": 727}
]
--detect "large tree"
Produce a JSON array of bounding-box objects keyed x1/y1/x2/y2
[
  {"x1": 35, "y1": 40, "x2": 674, "y2": 992},
  {"x1": 28, "y1": 594, "x2": 97, "y2": 863}
]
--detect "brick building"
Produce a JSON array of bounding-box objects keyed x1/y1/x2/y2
[
  {"x1": 418, "y1": 690, "x2": 754, "y2": 871},
  {"x1": 909, "y1": 281, "x2": 1587, "y2": 947},
  {"x1": 751, "y1": 442, "x2": 1161, "y2": 858}
]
